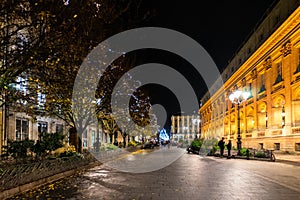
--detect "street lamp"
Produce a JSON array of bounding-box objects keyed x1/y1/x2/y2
[
  {"x1": 229, "y1": 90, "x2": 250, "y2": 156},
  {"x1": 265, "y1": 112, "x2": 268, "y2": 128},
  {"x1": 281, "y1": 105, "x2": 285, "y2": 128}
]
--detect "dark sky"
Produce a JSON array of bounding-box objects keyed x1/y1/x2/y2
[
  {"x1": 142, "y1": 0, "x2": 278, "y2": 69},
  {"x1": 132, "y1": 0, "x2": 278, "y2": 130}
]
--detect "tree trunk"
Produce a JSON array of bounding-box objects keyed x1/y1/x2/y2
[
  {"x1": 123, "y1": 136, "x2": 126, "y2": 148},
  {"x1": 69, "y1": 127, "x2": 79, "y2": 152},
  {"x1": 109, "y1": 134, "x2": 113, "y2": 144},
  {"x1": 78, "y1": 135, "x2": 82, "y2": 153},
  {"x1": 113, "y1": 131, "x2": 118, "y2": 146}
]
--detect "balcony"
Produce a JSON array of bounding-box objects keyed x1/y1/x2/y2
[
  {"x1": 292, "y1": 127, "x2": 300, "y2": 134},
  {"x1": 245, "y1": 133, "x2": 252, "y2": 138},
  {"x1": 271, "y1": 130, "x2": 282, "y2": 136},
  {"x1": 257, "y1": 131, "x2": 265, "y2": 137}
]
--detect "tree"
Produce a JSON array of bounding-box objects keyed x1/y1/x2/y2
[{"x1": 1, "y1": 0, "x2": 154, "y2": 153}]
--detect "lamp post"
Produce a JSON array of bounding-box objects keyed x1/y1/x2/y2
[
  {"x1": 281, "y1": 105, "x2": 285, "y2": 128},
  {"x1": 229, "y1": 90, "x2": 250, "y2": 156},
  {"x1": 265, "y1": 112, "x2": 268, "y2": 128}
]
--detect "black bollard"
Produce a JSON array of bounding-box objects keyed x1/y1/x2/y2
[{"x1": 246, "y1": 149, "x2": 250, "y2": 160}]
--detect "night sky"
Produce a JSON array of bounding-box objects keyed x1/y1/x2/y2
[
  {"x1": 132, "y1": 0, "x2": 278, "y2": 130},
  {"x1": 143, "y1": 0, "x2": 277, "y2": 69}
]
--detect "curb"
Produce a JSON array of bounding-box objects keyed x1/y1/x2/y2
[
  {"x1": 276, "y1": 159, "x2": 300, "y2": 166},
  {"x1": 0, "y1": 161, "x2": 101, "y2": 200}
]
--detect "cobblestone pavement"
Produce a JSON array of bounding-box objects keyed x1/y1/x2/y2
[{"x1": 9, "y1": 148, "x2": 300, "y2": 200}]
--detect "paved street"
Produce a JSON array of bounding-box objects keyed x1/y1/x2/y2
[{"x1": 9, "y1": 147, "x2": 300, "y2": 200}]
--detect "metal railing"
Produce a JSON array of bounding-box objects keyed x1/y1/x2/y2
[{"x1": 0, "y1": 156, "x2": 94, "y2": 191}]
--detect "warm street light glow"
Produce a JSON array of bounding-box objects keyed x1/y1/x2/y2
[
  {"x1": 229, "y1": 90, "x2": 250, "y2": 104},
  {"x1": 229, "y1": 90, "x2": 250, "y2": 156}
]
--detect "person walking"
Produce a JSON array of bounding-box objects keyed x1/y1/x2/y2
[
  {"x1": 226, "y1": 140, "x2": 232, "y2": 159},
  {"x1": 218, "y1": 137, "x2": 225, "y2": 157}
]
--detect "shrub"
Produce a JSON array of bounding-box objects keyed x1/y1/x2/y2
[
  {"x1": 254, "y1": 151, "x2": 267, "y2": 158},
  {"x1": 199, "y1": 138, "x2": 218, "y2": 155},
  {"x1": 100, "y1": 143, "x2": 119, "y2": 151},
  {"x1": 55, "y1": 144, "x2": 76, "y2": 157},
  {"x1": 128, "y1": 141, "x2": 137, "y2": 147},
  {"x1": 191, "y1": 138, "x2": 204, "y2": 150},
  {"x1": 32, "y1": 132, "x2": 65, "y2": 158},
  {"x1": 7, "y1": 139, "x2": 34, "y2": 160},
  {"x1": 238, "y1": 148, "x2": 253, "y2": 157},
  {"x1": 106, "y1": 144, "x2": 118, "y2": 150}
]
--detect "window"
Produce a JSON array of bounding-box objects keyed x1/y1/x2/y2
[
  {"x1": 274, "y1": 143, "x2": 280, "y2": 150},
  {"x1": 15, "y1": 77, "x2": 27, "y2": 94},
  {"x1": 274, "y1": 62, "x2": 283, "y2": 84},
  {"x1": 91, "y1": 130, "x2": 95, "y2": 146},
  {"x1": 38, "y1": 121, "x2": 48, "y2": 139},
  {"x1": 16, "y1": 119, "x2": 29, "y2": 141},
  {"x1": 83, "y1": 130, "x2": 88, "y2": 147},
  {"x1": 249, "y1": 82, "x2": 253, "y2": 97},
  {"x1": 294, "y1": 49, "x2": 300, "y2": 74},
  {"x1": 37, "y1": 92, "x2": 46, "y2": 108},
  {"x1": 296, "y1": 143, "x2": 300, "y2": 151},
  {"x1": 56, "y1": 124, "x2": 63, "y2": 133},
  {"x1": 259, "y1": 74, "x2": 265, "y2": 93},
  {"x1": 259, "y1": 143, "x2": 263, "y2": 150},
  {"x1": 14, "y1": 77, "x2": 28, "y2": 104}
]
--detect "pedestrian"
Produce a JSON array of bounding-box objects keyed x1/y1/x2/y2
[
  {"x1": 218, "y1": 137, "x2": 225, "y2": 157},
  {"x1": 226, "y1": 140, "x2": 232, "y2": 159}
]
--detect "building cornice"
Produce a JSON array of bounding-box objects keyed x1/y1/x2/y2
[{"x1": 201, "y1": 5, "x2": 300, "y2": 112}]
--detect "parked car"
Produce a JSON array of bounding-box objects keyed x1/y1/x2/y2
[
  {"x1": 141, "y1": 142, "x2": 154, "y2": 149},
  {"x1": 186, "y1": 145, "x2": 200, "y2": 154}
]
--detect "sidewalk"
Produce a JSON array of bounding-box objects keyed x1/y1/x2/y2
[{"x1": 275, "y1": 153, "x2": 300, "y2": 165}]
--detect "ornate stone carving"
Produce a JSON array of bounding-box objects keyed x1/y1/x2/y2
[
  {"x1": 242, "y1": 78, "x2": 246, "y2": 87},
  {"x1": 263, "y1": 56, "x2": 272, "y2": 71},
  {"x1": 251, "y1": 69, "x2": 257, "y2": 79},
  {"x1": 280, "y1": 40, "x2": 292, "y2": 57}
]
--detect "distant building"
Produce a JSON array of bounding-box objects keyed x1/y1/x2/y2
[
  {"x1": 200, "y1": 0, "x2": 300, "y2": 152},
  {"x1": 171, "y1": 114, "x2": 200, "y2": 142}
]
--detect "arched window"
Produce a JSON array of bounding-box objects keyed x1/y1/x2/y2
[
  {"x1": 246, "y1": 107, "x2": 254, "y2": 131},
  {"x1": 257, "y1": 102, "x2": 267, "y2": 130},
  {"x1": 293, "y1": 87, "x2": 300, "y2": 126},
  {"x1": 272, "y1": 95, "x2": 285, "y2": 128}
]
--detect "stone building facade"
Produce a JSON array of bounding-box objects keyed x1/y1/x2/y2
[
  {"x1": 200, "y1": 0, "x2": 300, "y2": 153},
  {"x1": 171, "y1": 114, "x2": 200, "y2": 142}
]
